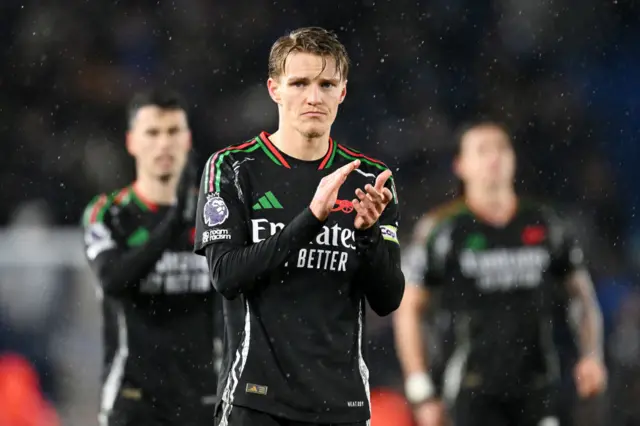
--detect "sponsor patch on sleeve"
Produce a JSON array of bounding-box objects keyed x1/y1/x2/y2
[
  {"x1": 85, "y1": 223, "x2": 116, "y2": 260},
  {"x1": 201, "y1": 229, "x2": 232, "y2": 244},
  {"x1": 203, "y1": 193, "x2": 229, "y2": 227},
  {"x1": 380, "y1": 225, "x2": 399, "y2": 244}
]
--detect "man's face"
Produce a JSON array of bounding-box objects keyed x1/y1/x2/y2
[
  {"x1": 455, "y1": 126, "x2": 515, "y2": 190},
  {"x1": 127, "y1": 106, "x2": 191, "y2": 182},
  {"x1": 267, "y1": 52, "x2": 347, "y2": 139}
]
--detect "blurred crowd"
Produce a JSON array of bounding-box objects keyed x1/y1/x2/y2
[{"x1": 2, "y1": 0, "x2": 640, "y2": 424}]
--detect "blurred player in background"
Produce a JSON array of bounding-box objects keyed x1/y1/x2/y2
[
  {"x1": 194, "y1": 27, "x2": 404, "y2": 426},
  {"x1": 394, "y1": 120, "x2": 607, "y2": 426},
  {"x1": 82, "y1": 89, "x2": 220, "y2": 426}
]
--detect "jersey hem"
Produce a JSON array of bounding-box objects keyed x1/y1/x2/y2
[{"x1": 226, "y1": 399, "x2": 371, "y2": 424}]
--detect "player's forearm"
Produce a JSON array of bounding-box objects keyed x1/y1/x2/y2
[
  {"x1": 394, "y1": 296, "x2": 438, "y2": 403},
  {"x1": 575, "y1": 300, "x2": 604, "y2": 360},
  {"x1": 93, "y1": 212, "x2": 181, "y2": 295},
  {"x1": 567, "y1": 269, "x2": 604, "y2": 359},
  {"x1": 394, "y1": 306, "x2": 430, "y2": 376},
  {"x1": 206, "y1": 208, "x2": 325, "y2": 299},
  {"x1": 355, "y1": 226, "x2": 405, "y2": 316},
  {"x1": 579, "y1": 312, "x2": 603, "y2": 360}
]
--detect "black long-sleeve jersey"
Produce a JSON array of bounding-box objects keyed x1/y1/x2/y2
[
  {"x1": 193, "y1": 132, "x2": 405, "y2": 424},
  {"x1": 403, "y1": 199, "x2": 584, "y2": 399},
  {"x1": 82, "y1": 185, "x2": 219, "y2": 424}
]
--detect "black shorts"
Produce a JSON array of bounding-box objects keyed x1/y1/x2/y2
[
  {"x1": 214, "y1": 403, "x2": 367, "y2": 426},
  {"x1": 101, "y1": 394, "x2": 215, "y2": 426},
  {"x1": 452, "y1": 386, "x2": 560, "y2": 426}
]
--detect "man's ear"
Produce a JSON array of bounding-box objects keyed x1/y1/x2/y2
[
  {"x1": 338, "y1": 80, "x2": 347, "y2": 104},
  {"x1": 452, "y1": 157, "x2": 463, "y2": 180},
  {"x1": 267, "y1": 77, "x2": 281, "y2": 104},
  {"x1": 126, "y1": 132, "x2": 136, "y2": 156}
]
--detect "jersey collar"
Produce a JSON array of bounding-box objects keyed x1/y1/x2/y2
[{"x1": 258, "y1": 131, "x2": 336, "y2": 170}]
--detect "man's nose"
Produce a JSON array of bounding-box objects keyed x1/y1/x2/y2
[
  {"x1": 306, "y1": 85, "x2": 321, "y2": 105},
  {"x1": 157, "y1": 132, "x2": 173, "y2": 148}
]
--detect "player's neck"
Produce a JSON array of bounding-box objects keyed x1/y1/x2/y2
[
  {"x1": 465, "y1": 187, "x2": 517, "y2": 226},
  {"x1": 269, "y1": 128, "x2": 329, "y2": 161},
  {"x1": 133, "y1": 176, "x2": 178, "y2": 206}
]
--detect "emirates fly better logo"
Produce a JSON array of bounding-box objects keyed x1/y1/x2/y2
[
  {"x1": 459, "y1": 226, "x2": 551, "y2": 292},
  {"x1": 251, "y1": 218, "x2": 356, "y2": 272}
]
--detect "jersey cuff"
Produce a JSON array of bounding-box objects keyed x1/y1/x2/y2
[
  {"x1": 354, "y1": 224, "x2": 382, "y2": 250},
  {"x1": 303, "y1": 206, "x2": 327, "y2": 226}
]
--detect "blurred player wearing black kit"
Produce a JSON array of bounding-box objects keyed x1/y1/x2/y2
[
  {"x1": 393, "y1": 121, "x2": 607, "y2": 426},
  {"x1": 82, "y1": 89, "x2": 220, "y2": 426},
  {"x1": 194, "y1": 27, "x2": 405, "y2": 426}
]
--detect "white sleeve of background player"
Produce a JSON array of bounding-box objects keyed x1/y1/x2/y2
[
  {"x1": 401, "y1": 214, "x2": 438, "y2": 286},
  {"x1": 402, "y1": 243, "x2": 427, "y2": 285}
]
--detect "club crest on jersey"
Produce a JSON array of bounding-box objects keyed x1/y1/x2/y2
[
  {"x1": 331, "y1": 199, "x2": 354, "y2": 214},
  {"x1": 522, "y1": 225, "x2": 546, "y2": 245},
  {"x1": 203, "y1": 193, "x2": 229, "y2": 227}
]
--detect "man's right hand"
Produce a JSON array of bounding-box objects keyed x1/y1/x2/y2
[
  {"x1": 414, "y1": 400, "x2": 447, "y2": 426},
  {"x1": 310, "y1": 160, "x2": 360, "y2": 221}
]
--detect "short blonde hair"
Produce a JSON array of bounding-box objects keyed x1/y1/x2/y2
[{"x1": 268, "y1": 27, "x2": 350, "y2": 80}]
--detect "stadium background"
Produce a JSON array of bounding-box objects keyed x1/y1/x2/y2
[{"x1": 1, "y1": 1, "x2": 639, "y2": 425}]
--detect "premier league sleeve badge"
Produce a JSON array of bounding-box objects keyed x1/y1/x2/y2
[{"x1": 203, "y1": 193, "x2": 229, "y2": 227}]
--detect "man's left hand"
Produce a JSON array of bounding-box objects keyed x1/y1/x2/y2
[
  {"x1": 574, "y1": 355, "x2": 607, "y2": 398},
  {"x1": 353, "y1": 169, "x2": 393, "y2": 230}
]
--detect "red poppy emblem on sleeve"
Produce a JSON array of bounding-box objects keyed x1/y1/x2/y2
[{"x1": 522, "y1": 225, "x2": 546, "y2": 245}]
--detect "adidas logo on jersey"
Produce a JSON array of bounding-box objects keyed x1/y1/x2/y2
[{"x1": 252, "y1": 191, "x2": 283, "y2": 210}]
